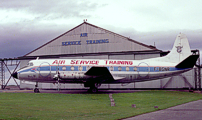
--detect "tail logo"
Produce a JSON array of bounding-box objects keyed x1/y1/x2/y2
[{"x1": 176, "y1": 46, "x2": 183, "y2": 53}]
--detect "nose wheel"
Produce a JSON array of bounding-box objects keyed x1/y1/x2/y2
[
  {"x1": 34, "y1": 82, "x2": 40, "y2": 93},
  {"x1": 34, "y1": 88, "x2": 40, "y2": 93}
]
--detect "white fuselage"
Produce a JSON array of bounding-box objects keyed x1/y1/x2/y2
[{"x1": 17, "y1": 58, "x2": 191, "y2": 83}]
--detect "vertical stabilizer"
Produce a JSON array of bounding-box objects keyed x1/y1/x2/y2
[{"x1": 159, "y1": 33, "x2": 192, "y2": 63}]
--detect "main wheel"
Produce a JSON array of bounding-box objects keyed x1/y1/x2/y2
[{"x1": 91, "y1": 87, "x2": 98, "y2": 93}]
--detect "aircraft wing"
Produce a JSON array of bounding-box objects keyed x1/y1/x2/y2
[{"x1": 84, "y1": 67, "x2": 114, "y2": 81}]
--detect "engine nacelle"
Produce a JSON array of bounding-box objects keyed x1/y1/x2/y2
[{"x1": 54, "y1": 72, "x2": 89, "y2": 80}]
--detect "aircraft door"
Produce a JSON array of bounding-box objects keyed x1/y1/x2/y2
[
  {"x1": 39, "y1": 62, "x2": 51, "y2": 77},
  {"x1": 138, "y1": 62, "x2": 149, "y2": 78}
]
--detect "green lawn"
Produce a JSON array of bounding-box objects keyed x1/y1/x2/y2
[{"x1": 0, "y1": 90, "x2": 201, "y2": 120}]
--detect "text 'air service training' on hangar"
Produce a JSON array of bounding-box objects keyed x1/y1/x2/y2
[{"x1": 19, "y1": 21, "x2": 201, "y2": 90}]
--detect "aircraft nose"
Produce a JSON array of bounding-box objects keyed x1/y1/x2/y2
[{"x1": 11, "y1": 72, "x2": 18, "y2": 79}]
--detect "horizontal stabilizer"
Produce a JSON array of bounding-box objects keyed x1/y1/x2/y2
[{"x1": 175, "y1": 55, "x2": 199, "y2": 68}]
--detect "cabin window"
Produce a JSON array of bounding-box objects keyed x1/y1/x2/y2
[
  {"x1": 27, "y1": 62, "x2": 33, "y2": 66},
  {"x1": 126, "y1": 66, "x2": 129, "y2": 71},
  {"x1": 110, "y1": 66, "x2": 114, "y2": 71},
  {"x1": 62, "y1": 66, "x2": 66, "y2": 71},
  {"x1": 86, "y1": 66, "x2": 91, "y2": 71},
  {"x1": 71, "y1": 66, "x2": 74, "y2": 71},
  {"x1": 134, "y1": 66, "x2": 137, "y2": 71},
  {"x1": 79, "y1": 66, "x2": 83, "y2": 71},
  {"x1": 118, "y1": 66, "x2": 122, "y2": 71}
]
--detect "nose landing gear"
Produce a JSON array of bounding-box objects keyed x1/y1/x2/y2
[{"x1": 34, "y1": 82, "x2": 40, "y2": 93}]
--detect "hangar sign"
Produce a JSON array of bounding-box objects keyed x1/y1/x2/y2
[
  {"x1": 62, "y1": 39, "x2": 109, "y2": 46},
  {"x1": 62, "y1": 41, "x2": 81, "y2": 46}
]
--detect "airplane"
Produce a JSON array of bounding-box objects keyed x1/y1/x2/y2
[{"x1": 12, "y1": 33, "x2": 199, "y2": 93}]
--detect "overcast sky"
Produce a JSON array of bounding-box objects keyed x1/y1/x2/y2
[
  {"x1": 1, "y1": 0, "x2": 202, "y2": 85},
  {"x1": 0, "y1": 0, "x2": 202, "y2": 59}
]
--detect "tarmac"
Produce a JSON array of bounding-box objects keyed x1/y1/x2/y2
[
  {"x1": 0, "y1": 89, "x2": 202, "y2": 120},
  {"x1": 123, "y1": 100, "x2": 202, "y2": 120}
]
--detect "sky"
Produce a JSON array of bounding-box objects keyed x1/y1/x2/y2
[{"x1": 0, "y1": 0, "x2": 202, "y2": 85}]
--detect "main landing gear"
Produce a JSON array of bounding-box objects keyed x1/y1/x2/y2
[
  {"x1": 34, "y1": 82, "x2": 40, "y2": 93},
  {"x1": 89, "y1": 86, "x2": 98, "y2": 93},
  {"x1": 85, "y1": 82, "x2": 100, "y2": 93}
]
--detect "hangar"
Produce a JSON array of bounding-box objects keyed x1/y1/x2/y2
[{"x1": 17, "y1": 21, "x2": 201, "y2": 90}]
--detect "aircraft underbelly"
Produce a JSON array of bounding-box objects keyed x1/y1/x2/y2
[{"x1": 110, "y1": 69, "x2": 191, "y2": 83}]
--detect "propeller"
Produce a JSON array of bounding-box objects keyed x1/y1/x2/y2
[{"x1": 56, "y1": 64, "x2": 60, "y2": 91}]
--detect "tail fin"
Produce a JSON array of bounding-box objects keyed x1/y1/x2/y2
[{"x1": 161, "y1": 33, "x2": 192, "y2": 63}]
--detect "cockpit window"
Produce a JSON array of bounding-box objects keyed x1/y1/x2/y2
[
  {"x1": 27, "y1": 62, "x2": 34, "y2": 66},
  {"x1": 19, "y1": 62, "x2": 33, "y2": 70}
]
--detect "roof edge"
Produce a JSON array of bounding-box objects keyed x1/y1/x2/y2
[
  {"x1": 24, "y1": 22, "x2": 86, "y2": 56},
  {"x1": 24, "y1": 21, "x2": 159, "y2": 57}
]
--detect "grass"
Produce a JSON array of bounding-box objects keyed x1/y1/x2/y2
[{"x1": 0, "y1": 90, "x2": 201, "y2": 120}]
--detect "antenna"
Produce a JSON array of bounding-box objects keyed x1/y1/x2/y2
[{"x1": 83, "y1": 19, "x2": 88, "y2": 22}]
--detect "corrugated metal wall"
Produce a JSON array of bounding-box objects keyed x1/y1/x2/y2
[{"x1": 27, "y1": 22, "x2": 154, "y2": 56}]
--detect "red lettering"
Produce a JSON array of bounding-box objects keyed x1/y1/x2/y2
[
  {"x1": 80, "y1": 61, "x2": 84, "y2": 64},
  {"x1": 52, "y1": 60, "x2": 58, "y2": 64},
  {"x1": 108, "y1": 60, "x2": 133, "y2": 65},
  {"x1": 121, "y1": 61, "x2": 124, "y2": 64},
  {"x1": 59, "y1": 60, "x2": 65, "y2": 64},
  {"x1": 85, "y1": 61, "x2": 90, "y2": 64},
  {"x1": 76, "y1": 60, "x2": 79, "y2": 64},
  {"x1": 125, "y1": 61, "x2": 128, "y2": 65},
  {"x1": 53, "y1": 60, "x2": 66, "y2": 64},
  {"x1": 91, "y1": 60, "x2": 98, "y2": 65},
  {"x1": 105, "y1": 60, "x2": 108, "y2": 65},
  {"x1": 95, "y1": 61, "x2": 99, "y2": 65},
  {"x1": 71, "y1": 60, "x2": 99, "y2": 65},
  {"x1": 70, "y1": 60, "x2": 75, "y2": 64},
  {"x1": 109, "y1": 61, "x2": 113, "y2": 64}
]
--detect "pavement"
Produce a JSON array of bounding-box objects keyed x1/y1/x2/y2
[{"x1": 124, "y1": 100, "x2": 202, "y2": 120}]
